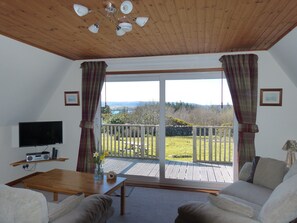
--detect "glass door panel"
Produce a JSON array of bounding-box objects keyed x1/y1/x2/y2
[
  {"x1": 101, "y1": 81, "x2": 160, "y2": 179},
  {"x1": 165, "y1": 79, "x2": 234, "y2": 183}
]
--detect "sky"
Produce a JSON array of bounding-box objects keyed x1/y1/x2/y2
[{"x1": 101, "y1": 79, "x2": 233, "y2": 105}]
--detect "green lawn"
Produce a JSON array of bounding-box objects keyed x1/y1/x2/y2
[
  {"x1": 166, "y1": 136, "x2": 193, "y2": 161},
  {"x1": 102, "y1": 134, "x2": 233, "y2": 163},
  {"x1": 166, "y1": 136, "x2": 233, "y2": 162}
]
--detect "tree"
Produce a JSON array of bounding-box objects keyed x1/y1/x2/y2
[
  {"x1": 101, "y1": 105, "x2": 111, "y2": 114},
  {"x1": 166, "y1": 116, "x2": 192, "y2": 126},
  {"x1": 127, "y1": 102, "x2": 159, "y2": 125},
  {"x1": 101, "y1": 105, "x2": 112, "y2": 123},
  {"x1": 110, "y1": 113, "x2": 129, "y2": 124},
  {"x1": 104, "y1": 102, "x2": 233, "y2": 127}
]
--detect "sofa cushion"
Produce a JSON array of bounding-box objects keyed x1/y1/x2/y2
[
  {"x1": 259, "y1": 174, "x2": 297, "y2": 223},
  {"x1": 283, "y1": 161, "x2": 297, "y2": 181},
  {"x1": 52, "y1": 194, "x2": 114, "y2": 223},
  {"x1": 247, "y1": 156, "x2": 260, "y2": 183},
  {"x1": 208, "y1": 194, "x2": 255, "y2": 218},
  {"x1": 0, "y1": 184, "x2": 48, "y2": 223},
  {"x1": 239, "y1": 162, "x2": 253, "y2": 181},
  {"x1": 48, "y1": 193, "x2": 85, "y2": 222},
  {"x1": 220, "y1": 180, "x2": 272, "y2": 206},
  {"x1": 253, "y1": 157, "x2": 287, "y2": 189}
]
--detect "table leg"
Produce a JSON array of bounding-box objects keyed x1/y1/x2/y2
[
  {"x1": 53, "y1": 192, "x2": 58, "y2": 201},
  {"x1": 120, "y1": 182, "x2": 125, "y2": 215}
]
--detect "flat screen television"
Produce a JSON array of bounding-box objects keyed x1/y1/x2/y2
[{"x1": 19, "y1": 121, "x2": 63, "y2": 147}]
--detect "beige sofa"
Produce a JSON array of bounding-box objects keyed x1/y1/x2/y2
[
  {"x1": 175, "y1": 157, "x2": 297, "y2": 223},
  {"x1": 0, "y1": 184, "x2": 114, "y2": 223}
]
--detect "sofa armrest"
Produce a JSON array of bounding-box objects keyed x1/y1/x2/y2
[
  {"x1": 239, "y1": 162, "x2": 252, "y2": 181},
  {"x1": 0, "y1": 184, "x2": 49, "y2": 223},
  {"x1": 52, "y1": 194, "x2": 114, "y2": 223},
  {"x1": 176, "y1": 201, "x2": 260, "y2": 223}
]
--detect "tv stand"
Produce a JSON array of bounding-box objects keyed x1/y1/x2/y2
[{"x1": 10, "y1": 158, "x2": 68, "y2": 167}]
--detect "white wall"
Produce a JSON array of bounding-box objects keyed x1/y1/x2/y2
[
  {"x1": 256, "y1": 52, "x2": 297, "y2": 159},
  {"x1": 37, "y1": 64, "x2": 82, "y2": 172},
  {"x1": 37, "y1": 51, "x2": 297, "y2": 174},
  {"x1": 268, "y1": 27, "x2": 297, "y2": 159},
  {"x1": 0, "y1": 35, "x2": 72, "y2": 183},
  {"x1": 269, "y1": 27, "x2": 297, "y2": 87}
]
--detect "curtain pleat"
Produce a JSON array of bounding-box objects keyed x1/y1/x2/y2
[
  {"x1": 219, "y1": 54, "x2": 259, "y2": 170},
  {"x1": 76, "y1": 61, "x2": 107, "y2": 173}
]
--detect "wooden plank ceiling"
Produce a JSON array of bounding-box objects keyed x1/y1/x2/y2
[{"x1": 0, "y1": 0, "x2": 297, "y2": 60}]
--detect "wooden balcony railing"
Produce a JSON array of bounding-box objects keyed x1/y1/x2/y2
[
  {"x1": 101, "y1": 124, "x2": 233, "y2": 164},
  {"x1": 193, "y1": 126, "x2": 233, "y2": 164},
  {"x1": 101, "y1": 124, "x2": 159, "y2": 159}
]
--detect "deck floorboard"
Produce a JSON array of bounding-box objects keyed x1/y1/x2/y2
[{"x1": 104, "y1": 157, "x2": 233, "y2": 183}]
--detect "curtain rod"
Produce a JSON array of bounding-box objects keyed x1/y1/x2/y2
[{"x1": 106, "y1": 68, "x2": 223, "y2": 75}]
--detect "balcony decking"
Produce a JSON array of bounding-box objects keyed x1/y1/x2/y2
[{"x1": 103, "y1": 157, "x2": 233, "y2": 183}]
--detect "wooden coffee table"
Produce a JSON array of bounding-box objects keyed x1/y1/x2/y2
[{"x1": 23, "y1": 168, "x2": 127, "y2": 215}]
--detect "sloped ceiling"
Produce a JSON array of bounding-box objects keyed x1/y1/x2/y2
[
  {"x1": 0, "y1": 35, "x2": 72, "y2": 126},
  {"x1": 269, "y1": 27, "x2": 297, "y2": 88},
  {"x1": 0, "y1": 0, "x2": 297, "y2": 60}
]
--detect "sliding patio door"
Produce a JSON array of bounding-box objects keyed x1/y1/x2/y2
[{"x1": 100, "y1": 73, "x2": 234, "y2": 188}]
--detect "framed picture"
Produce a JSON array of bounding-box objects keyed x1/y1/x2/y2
[
  {"x1": 64, "y1": 91, "x2": 80, "y2": 106},
  {"x1": 260, "y1": 88, "x2": 282, "y2": 106}
]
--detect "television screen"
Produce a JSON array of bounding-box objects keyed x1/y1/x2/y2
[{"x1": 19, "y1": 121, "x2": 63, "y2": 147}]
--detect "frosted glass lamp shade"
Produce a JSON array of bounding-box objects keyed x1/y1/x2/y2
[
  {"x1": 119, "y1": 22, "x2": 132, "y2": 32},
  {"x1": 116, "y1": 26, "x2": 126, "y2": 36},
  {"x1": 88, "y1": 24, "x2": 99, "y2": 33},
  {"x1": 120, "y1": 1, "x2": 133, "y2": 14},
  {"x1": 73, "y1": 4, "x2": 90, "y2": 17},
  {"x1": 135, "y1": 17, "x2": 149, "y2": 27}
]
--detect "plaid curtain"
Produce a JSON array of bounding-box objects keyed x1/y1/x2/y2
[
  {"x1": 76, "y1": 61, "x2": 107, "y2": 173},
  {"x1": 219, "y1": 54, "x2": 259, "y2": 170}
]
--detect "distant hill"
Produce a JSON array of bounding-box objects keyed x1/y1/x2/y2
[
  {"x1": 104, "y1": 101, "x2": 149, "y2": 108},
  {"x1": 103, "y1": 101, "x2": 232, "y2": 109}
]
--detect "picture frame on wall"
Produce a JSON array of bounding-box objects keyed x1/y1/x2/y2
[
  {"x1": 260, "y1": 88, "x2": 282, "y2": 106},
  {"x1": 64, "y1": 91, "x2": 80, "y2": 106}
]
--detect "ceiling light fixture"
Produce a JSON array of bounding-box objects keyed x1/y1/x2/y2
[{"x1": 73, "y1": 1, "x2": 149, "y2": 37}]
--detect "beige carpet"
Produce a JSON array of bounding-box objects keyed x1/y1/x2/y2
[{"x1": 109, "y1": 186, "x2": 208, "y2": 223}]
